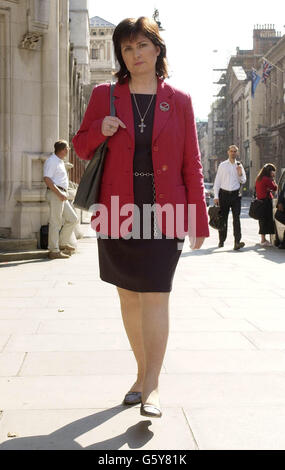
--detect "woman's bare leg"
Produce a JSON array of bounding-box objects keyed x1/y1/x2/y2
[
  {"x1": 140, "y1": 292, "x2": 170, "y2": 407},
  {"x1": 117, "y1": 286, "x2": 145, "y2": 392}
]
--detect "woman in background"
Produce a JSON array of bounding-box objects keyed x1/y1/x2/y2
[{"x1": 255, "y1": 163, "x2": 277, "y2": 246}]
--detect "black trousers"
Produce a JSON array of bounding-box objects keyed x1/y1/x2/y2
[{"x1": 218, "y1": 188, "x2": 242, "y2": 243}]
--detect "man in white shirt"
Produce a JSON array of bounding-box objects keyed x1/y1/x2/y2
[
  {"x1": 43, "y1": 140, "x2": 79, "y2": 259},
  {"x1": 213, "y1": 145, "x2": 247, "y2": 250}
]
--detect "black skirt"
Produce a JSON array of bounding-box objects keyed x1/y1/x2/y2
[
  {"x1": 97, "y1": 237, "x2": 184, "y2": 292},
  {"x1": 258, "y1": 199, "x2": 275, "y2": 235},
  {"x1": 96, "y1": 93, "x2": 184, "y2": 292}
]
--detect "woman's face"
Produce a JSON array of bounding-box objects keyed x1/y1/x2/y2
[
  {"x1": 120, "y1": 33, "x2": 160, "y2": 78},
  {"x1": 270, "y1": 170, "x2": 276, "y2": 178}
]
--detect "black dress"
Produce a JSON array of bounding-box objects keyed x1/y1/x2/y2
[{"x1": 97, "y1": 94, "x2": 184, "y2": 292}]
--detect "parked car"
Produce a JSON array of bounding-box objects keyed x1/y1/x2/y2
[
  {"x1": 271, "y1": 169, "x2": 285, "y2": 247},
  {"x1": 204, "y1": 182, "x2": 214, "y2": 199}
]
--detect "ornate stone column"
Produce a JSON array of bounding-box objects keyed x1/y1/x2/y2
[{"x1": 41, "y1": 0, "x2": 59, "y2": 152}]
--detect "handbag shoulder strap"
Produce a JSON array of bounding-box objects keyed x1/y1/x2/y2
[{"x1": 110, "y1": 83, "x2": 116, "y2": 116}]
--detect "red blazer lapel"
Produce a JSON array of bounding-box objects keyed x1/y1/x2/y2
[
  {"x1": 113, "y1": 81, "x2": 134, "y2": 143},
  {"x1": 152, "y1": 78, "x2": 175, "y2": 144},
  {"x1": 113, "y1": 78, "x2": 175, "y2": 145}
]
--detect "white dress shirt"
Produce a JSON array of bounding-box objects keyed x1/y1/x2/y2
[
  {"x1": 43, "y1": 153, "x2": 68, "y2": 190},
  {"x1": 214, "y1": 159, "x2": 246, "y2": 199}
]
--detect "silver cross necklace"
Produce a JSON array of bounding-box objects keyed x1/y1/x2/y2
[{"x1": 132, "y1": 93, "x2": 155, "y2": 133}]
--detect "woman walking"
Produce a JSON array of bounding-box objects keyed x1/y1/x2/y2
[
  {"x1": 73, "y1": 17, "x2": 209, "y2": 418},
  {"x1": 255, "y1": 163, "x2": 277, "y2": 246}
]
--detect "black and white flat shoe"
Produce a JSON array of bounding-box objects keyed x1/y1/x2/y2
[
  {"x1": 123, "y1": 391, "x2": 142, "y2": 405},
  {"x1": 140, "y1": 403, "x2": 162, "y2": 418}
]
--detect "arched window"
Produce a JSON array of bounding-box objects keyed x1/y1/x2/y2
[{"x1": 91, "y1": 48, "x2": 99, "y2": 60}]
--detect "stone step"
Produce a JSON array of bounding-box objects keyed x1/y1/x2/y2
[
  {"x1": 0, "y1": 250, "x2": 49, "y2": 263},
  {"x1": 0, "y1": 227, "x2": 11, "y2": 238},
  {"x1": 0, "y1": 238, "x2": 37, "y2": 251}
]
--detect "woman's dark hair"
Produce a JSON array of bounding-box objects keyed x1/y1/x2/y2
[
  {"x1": 256, "y1": 163, "x2": 276, "y2": 182},
  {"x1": 112, "y1": 17, "x2": 168, "y2": 84}
]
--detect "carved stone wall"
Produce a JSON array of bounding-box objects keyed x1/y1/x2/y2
[{"x1": 0, "y1": 0, "x2": 74, "y2": 240}]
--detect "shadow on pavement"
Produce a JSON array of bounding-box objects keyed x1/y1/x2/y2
[
  {"x1": 0, "y1": 259, "x2": 50, "y2": 269},
  {"x1": 181, "y1": 243, "x2": 285, "y2": 264},
  {"x1": 252, "y1": 244, "x2": 285, "y2": 264},
  {"x1": 0, "y1": 406, "x2": 154, "y2": 450}
]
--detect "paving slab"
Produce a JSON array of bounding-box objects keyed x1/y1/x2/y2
[
  {"x1": 0, "y1": 288, "x2": 38, "y2": 298},
  {"x1": 159, "y1": 373, "x2": 285, "y2": 408},
  {"x1": 46, "y1": 296, "x2": 119, "y2": 308},
  {"x1": 0, "y1": 407, "x2": 195, "y2": 450},
  {"x1": 169, "y1": 318, "x2": 258, "y2": 332},
  {"x1": 163, "y1": 350, "x2": 285, "y2": 373},
  {"x1": 0, "y1": 375, "x2": 141, "y2": 410},
  {"x1": 195, "y1": 288, "x2": 281, "y2": 299},
  {"x1": 19, "y1": 351, "x2": 145, "y2": 376},
  {"x1": 245, "y1": 318, "x2": 285, "y2": 332},
  {"x1": 4, "y1": 333, "x2": 131, "y2": 352},
  {"x1": 0, "y1": 298, "x2": 49, "y2": 309},
  {"x1": 212, "y1": 307, "x2": 285, "y2": 321},
  {"x1": 184, "y1": 406, "x2": 285, "y2": 450},
  {"x1": 0, "y1": 319, "x2": 40, "y2": 335},
  {"x1": 37, "y1": 318, "x2": 125, "y2": 334},
  {"x1": 0, "y1": 336, "x2": 10, "y2": 351},
  {"x1": 0, "y1": 352, "x2": 25, "y2": 376},
  {"x1": 167, "y1": 331, "x2": 254, "y2": 350},
  {"x1": 242, "y1": 332, "x2": 285, "y2": 350}
]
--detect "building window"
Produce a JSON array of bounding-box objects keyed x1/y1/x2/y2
[
  {"x1": 92, "y1": 31, "x2": 97, "y2": 36},
  {"x1": 92, "y1": 48, "x2": 99, "y2": 60},
  {"x1": 246, "y1": 122, "x2": 249, "y2": 137},
  {"x1": 246, "y1": 100, "x2": 249, "y2": 115}
]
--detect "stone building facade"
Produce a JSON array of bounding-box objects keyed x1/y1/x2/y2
[
  {"x1": 208, "y1": 25, "x2": 282, "y2": 191},
  {"x1": 254, "y1": 34, "x2": 285, "y2": 181},
  {"x1": 0, "y1": 0, "x2": 70, "y2": 240},
  {"x1": 69, "y1": 0, "x2": 91, "y2": 185},
  {"x1": 197, "y1": 122, "x2": 210, "y2": 181},
  {"x1": 0, "y1": 0, "x2": 89, "y2": 242},
  {"x1": 89, "y1": 16, "x2": 116, "y2": 86}
]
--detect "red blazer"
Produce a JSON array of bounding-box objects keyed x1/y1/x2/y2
[
  {"x1": 72, "y1": 78, "x2": 209, "y2": 239},
  {"x1": 256, "y1": 176, "x2": 277, "y2": 200}
]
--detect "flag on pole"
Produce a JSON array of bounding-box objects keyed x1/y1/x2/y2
[
  {"x1": 251, "y1": 69, "x2": 261, "y2": 97},
  {"x1": 262, "y1": 60, "x2": 273, "y2": 83}
]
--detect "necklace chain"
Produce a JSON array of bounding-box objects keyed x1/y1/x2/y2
[{"x1": 132, "y1": 93, "x2": 155, "y2": 133}]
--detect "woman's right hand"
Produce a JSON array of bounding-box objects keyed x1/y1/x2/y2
[{"x1": 101, "y1": 116, "x2": 126, "y2": 136}]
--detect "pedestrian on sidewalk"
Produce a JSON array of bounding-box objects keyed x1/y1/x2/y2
[
  {"x1": 43, "y1": 140, "x2": 78, "y2": 259},
  {"x1": 213, "y1": 145, "x2": 246, "y2": 250},
  {"x1": 255, "y1": 163, "x2": 277, "y2": 247},
  {"x1": 73, "y1": 17, "x2": 209, "y2": 418}
]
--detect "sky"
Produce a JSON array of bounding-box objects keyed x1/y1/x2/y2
[{"x1": 88, "y1": 0, "x2": 284, "y2": 120}]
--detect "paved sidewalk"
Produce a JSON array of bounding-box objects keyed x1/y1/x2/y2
[{"x1": 0, "y1": 221, "x2": 285, "y2": 450}]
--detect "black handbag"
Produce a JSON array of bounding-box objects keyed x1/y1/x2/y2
[
  {"x1": 208, "y1": 205, "x2": 226, "y2": 230},
  {"x1": 40, "y1": 224, "x2": 49, "y2": 249},
  {"x1": 249, "y1": 189, "x2": 266, "y2": 220},
  {"x1": 73, "y1": 83, "x2": 116, "y2": 212}
]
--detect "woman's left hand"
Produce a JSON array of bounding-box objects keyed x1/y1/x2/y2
[{"x1": 189, "y1": 237, "x2": 206, "y2": 250}]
